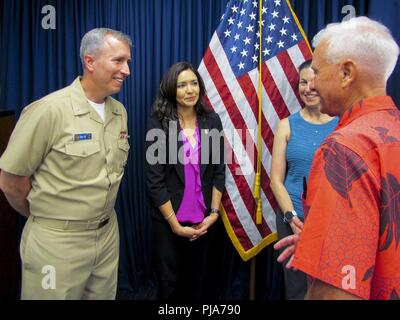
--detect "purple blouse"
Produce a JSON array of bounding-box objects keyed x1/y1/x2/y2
[{"x1": 176, "y1": 124, "x2": 206, "y2": 224}]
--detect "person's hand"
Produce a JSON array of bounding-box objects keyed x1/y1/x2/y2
[
  {"x1": 289, "y1": 216, "x2": 303, "y2": 235},
  {"x1": 274, "y1": 234, "x2": 300, "y2": 270},
  {"x1": 190, "y1": 214, "x2": 218, "y2": 241},
  {"x1": 172, "y1": 224, "x2": 199, "y2": 239}
]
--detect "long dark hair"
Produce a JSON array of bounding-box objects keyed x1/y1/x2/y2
[{"x1": 152, "y1": 61, "x2": 210, "y2": 132}]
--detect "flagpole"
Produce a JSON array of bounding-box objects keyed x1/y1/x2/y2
[
  {"x1": 254, "y1": 0, "x2": 264, "y2": 227},
  {"x1": 250, "y1": 0, "x2": 265, "y2": 301}
]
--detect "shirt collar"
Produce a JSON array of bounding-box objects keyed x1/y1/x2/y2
[
  {"x1": 338, "y1": 96, "x2": 397, "y2": 129},
  {"x1": 69, "y1": 77, "x2": 122, "y2": 122},
  {"x1": 70, "y1": 77, "x2": 92, "y2": 116}
]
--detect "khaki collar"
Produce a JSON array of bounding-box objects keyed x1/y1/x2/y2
[
  {"x1": 70, "y1": 77, "x2": 92, "y2": 116},
  {"x1": 69, "y1": 77, "x2": 122, "y2": 122}
]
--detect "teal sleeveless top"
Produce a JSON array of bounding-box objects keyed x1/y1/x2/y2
[{"x1": 284, "y1": 112, "x2": 338, "y2": 218}]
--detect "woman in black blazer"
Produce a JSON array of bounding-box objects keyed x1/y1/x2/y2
[{"x1": 146, "y1": 61, "x2": 225, "y2": 300}]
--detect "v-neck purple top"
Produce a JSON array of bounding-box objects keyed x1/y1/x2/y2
[{"x1": 176, "y1": 124, "x2": 206, "y2": 224}]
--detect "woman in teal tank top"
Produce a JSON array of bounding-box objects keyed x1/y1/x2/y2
[{"x1": 270, "y1": 60, "x2": 338, "y2": 299}]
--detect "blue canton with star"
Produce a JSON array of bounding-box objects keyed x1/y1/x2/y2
[{"x1": 216, "y1": 0, "x2": 303, "y2": 78}]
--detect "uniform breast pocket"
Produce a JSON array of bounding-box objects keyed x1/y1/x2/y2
[
  {"x1": 65, "y1": 141, "x2": 101, "y2": 157},
  {"x1": 61, "y1": 141, "x2": 102, "y2": 180}
]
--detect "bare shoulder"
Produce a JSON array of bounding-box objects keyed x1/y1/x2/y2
[{"x1": 276, "y1": 117, "x2": 291, "y2": 140}]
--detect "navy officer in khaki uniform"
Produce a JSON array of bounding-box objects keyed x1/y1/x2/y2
[{"x1": 0, "y1": 28, "x2": 131, "y2": 299}]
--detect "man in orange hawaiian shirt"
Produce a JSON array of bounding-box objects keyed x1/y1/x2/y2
[{"x1": 275, "y1": 16, "x2": 400, "y2": 300}]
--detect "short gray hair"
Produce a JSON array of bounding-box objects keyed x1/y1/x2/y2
[
  {"x1": 313, "y1": 16, "x2": 399, "y2": 82},
  {"x1": 80, "y1": 28, "x2": 132, "y2": 66}
]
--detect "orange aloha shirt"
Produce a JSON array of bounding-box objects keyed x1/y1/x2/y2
[{"x1": 292, "y1": 96, "x2": 400, "y2": 300}]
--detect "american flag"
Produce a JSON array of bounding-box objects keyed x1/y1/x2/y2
[{"x1": 198, "y1": 0, "x2": 312, "y2": 261}]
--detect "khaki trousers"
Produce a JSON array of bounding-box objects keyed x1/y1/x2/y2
[{"x1": 20, "y1": 211, "x2": 119, "y2": 300}]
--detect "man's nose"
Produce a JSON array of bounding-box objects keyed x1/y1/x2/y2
[{"x1": 121, "y1": 62, "x2": 130, "y2": 76}]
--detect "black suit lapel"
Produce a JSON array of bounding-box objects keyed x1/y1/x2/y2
[
  {"x1": 198, "y1": 115, "x2": 208, "y2": 177},
  {"x1": 174, "y1": 120, "x2": 185, "y2": 184}
]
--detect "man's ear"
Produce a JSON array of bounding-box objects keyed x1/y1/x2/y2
[
  {"x1": 340, "y1": 60, "x2": 357, "y2": 88},
  {"x1": 83, "y1": 54, "x2": 96, "y2": 72}
]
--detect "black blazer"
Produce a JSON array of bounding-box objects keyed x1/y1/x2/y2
[{"x1": 146, "y1": 112, "x2": 225, "y2": 221}]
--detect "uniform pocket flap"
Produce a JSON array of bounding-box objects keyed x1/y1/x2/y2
[
  {"x1": 118, "y1": 139, "x2": 130, "y2": 152},
  {"x1": 65, "y1": 141, "x2": 100, "y2": 157}
]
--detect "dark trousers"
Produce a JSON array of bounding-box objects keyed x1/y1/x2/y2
[
  {"x1": 275, "y1": 211, "x2": 307, "y2": 300},
  {"x1": 152, "y1": 217, "x2": 212, "y2": 301}
]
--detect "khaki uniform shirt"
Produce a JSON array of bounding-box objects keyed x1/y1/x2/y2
[{"x1": 0, "y1": 77, "x2": 129, "y2": 220}]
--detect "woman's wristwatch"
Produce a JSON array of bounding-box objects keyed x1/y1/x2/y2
[
  {"x1": 283, "y1": 210, "x2": 297, "y2": 223},
  {"x1": 210, "y1": 208, "x2": 221, "y2": 216}
]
